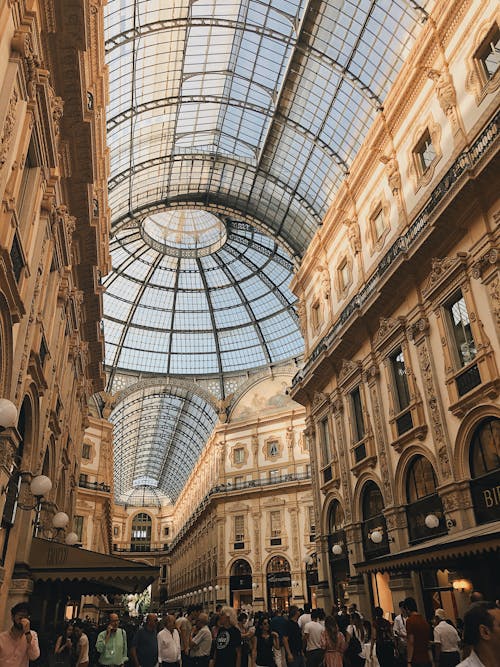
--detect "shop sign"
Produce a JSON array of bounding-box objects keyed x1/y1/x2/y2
[
  {"x1": 230, "y1": 574, "x2": 252, "y2": 590},
  {"x1": 267, "y1": 572, "x2": 291, "y2": 587},
  {"x1": 470, "y1": 472, "x2": 500, "y2": 524}
]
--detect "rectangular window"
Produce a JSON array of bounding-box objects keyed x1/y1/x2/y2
[
  {"x1": 161, "y1": 564, "x2": 167, "y2": 580},
  {"x1": 234, "y1": 447, "x2": 245, "y2": 464},
  {"x1": 339, "y1": 260, "x2": 350, "y2": 290},
  {"x1": 234, "y1": 476, "x2": 244, "y2": 487},
  {"x1": 390, "y1": 347, "x2": 411, "y2": 411},
  {"x1": 73, "y1": 516, "x2": 84, "y2": 541},
  {"x1": 164, "y1": 526, "x2": 170, "y2": 536},
  {"x1": 82, "y1": 444, "x2": 91, "y2": 460},
  {"x1": 113, "y1": 526, "x2": 119, "y2": 536},
  {"x1": 269, "y1": 469, "x2": 279, "y2": 481},
  {"x1": 475, "y1": 24, "x2": 500, "y2": 80},
  {"x1": 351, "y1": 387, "x2": 365, "y2": 442},
  {"x1": 445, "y1": 291, "x2": 476, "y2": 368},
  {"x1": 415, "y1": 129, "x2": 436, "y2": 173},
  {"x1": 320, "y1": 417, "x2": 331, "y2": 465},
  {"x1": 270, "y1": 511, "x2": 281, "y2": 537},
  {"x1": 79, "y1": 473, "x2": 88, "y2": 485},
  {"x1": 234, "y1": 515, "x2": 245, "y2": 542},
  {"x1": 372, "y1": 209, "x2": 385, "y2": 241}
]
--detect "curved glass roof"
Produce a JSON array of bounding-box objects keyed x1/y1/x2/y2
[
  {"x1": 103, "y1": 218, "x2": 302, "y2": 381},
  {"x1": 104, "y1": 0, "x2": 429, "y2": 256},
  {"x1": 103, "y1": 0, "x2": 431, "y2": 506},
  {"x1": 110, "y1": 385, "x2": 219, "y2": 503}
]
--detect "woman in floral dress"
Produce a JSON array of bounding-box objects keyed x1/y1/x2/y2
[{"x1": 320, "y1": 615, "x2": 347, "y2": 667}]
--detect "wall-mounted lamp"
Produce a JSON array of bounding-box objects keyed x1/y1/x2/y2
[
  {"x1": 215, "y1": 584, "x2": 220, "y2": 591},
  {"x1": 292, "y1": 580, "x2": 300, "y2": 588},
  {"x1": 303, "y1": 555, "x2": 313, "y2": 566},
  {"x1": 252, "y1": 582, "x2": 259, "y2": 590},
  {"x1": 452, "y1": 578, "x2": 472, "y2": 593},
  {"x1": 369, "y1": 528, "x2": 394, "y2": 544},
  {"x1": 208, "y1": 585, "x2": 213, "y2": 592},
  {"x1": 203, "y1": 587, "x2": 208, "y2": 593},
  {"x1": 0, "y1": 398, "x2": 18, "y2": 429},
  {"x1": 331, "y1": 543, "x2": 343, "y2": 556},
  {"x1": 425, "y1": 513, "x2": 456, "y2": 529}
]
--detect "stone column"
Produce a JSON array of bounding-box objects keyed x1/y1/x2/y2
[{"x1": 315, "y1": 534, "x2": 333, "y2": 611}]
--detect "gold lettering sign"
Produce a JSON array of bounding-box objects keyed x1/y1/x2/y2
[{"x1": 483, "y1": 486, "x2": 500, "y2": 508}]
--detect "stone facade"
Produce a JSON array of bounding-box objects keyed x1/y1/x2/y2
[{"x1": 290, "y1": 0, "x2": 500, "y2": 621}]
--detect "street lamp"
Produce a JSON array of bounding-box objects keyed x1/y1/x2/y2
[{"x1": 0, "y1": 399, "x2": 18, "y2": 428}]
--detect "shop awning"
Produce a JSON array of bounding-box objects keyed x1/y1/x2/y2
[
  {"x1": 354, "y1": 522, "x2": 500, "y2": 574},
  {"x1": 29, "y1": 537, "x2": 158, "y2": 595}
]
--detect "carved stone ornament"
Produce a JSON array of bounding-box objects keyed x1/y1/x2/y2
[
  {"x1": 313, "y1": 391, "x2": 329, "y2": 407},
  {"x1": 379, "y1": 154, "x2": 402, "y2": 195},
  {"x1": 0, "y1": 89, "x2": 18, "y2": 169},
  {"x1": 428, "y1": 69, "x2": 457, "y2": 116},
  {"x1": 374, "y1": 316, "x2": 405, "y2": 350},
  {"x1": 297, "y1": 297, "x2": 307, "y2": 336},
  {"x1": 51, "y1": 94, "x2": 64, "y2": 136},
  {"x1": 317, "y1": 265, "x2": 331, "y2": 301},
  {"x1": 471, "y1": 247, "x2": 499, "y2": 279},
  {"x1": 422, "y1": 253, "x2": 468, "y2": 300},
  {"x1": 344, "y1": 219, "x2": 361, "y2": 255},
  {"x1": 339, "y1": 359, "x2": 362, "y2": 383},
  {"x1": 407, "y1": 317, "x2": 430, "y2": 342}
]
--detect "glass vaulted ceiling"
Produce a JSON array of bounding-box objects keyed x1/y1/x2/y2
[
  {"x1": 105, "y1": 0, "x2": 430, "y2": 255},
  {"x1": 103, "y1": 0, "x2": 430, "y2": 505}
]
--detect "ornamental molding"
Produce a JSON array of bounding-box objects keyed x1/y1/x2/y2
[
  {"x1": 373, "y1": 316, "x2": 406, "y2": 351},
  {"x1": 338, "y1": 359, "x2": 362, "y2": 385},
  {"x1": 422, "y1": 252, "x2": 468, "y2": 301}
]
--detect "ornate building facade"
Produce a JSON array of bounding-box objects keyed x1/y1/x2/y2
[
  {"x1": 0, "y1": 0, "x2": 109, "y2": 628},
  {"x1": 291, "y1": 0, "x2": 499, "y2": 622}
]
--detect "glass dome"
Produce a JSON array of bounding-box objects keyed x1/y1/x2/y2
[
  {"x1": 119, "y1": 486, "x2": 171, "y2": 509},
  {"x1": 103, "y1": 217, "x2": 303, "y2": 378},
  {"x1": 141, "y1": 209, "x2": 227, "y2": 258}
]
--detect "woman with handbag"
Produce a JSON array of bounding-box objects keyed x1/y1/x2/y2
[{"x1": 345, "y1": 613, "x2": 366, "y2": 667}]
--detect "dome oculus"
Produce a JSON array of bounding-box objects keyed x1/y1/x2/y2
[{"x1": 141, "y1": 209, "x2": 227, "y2": 258}]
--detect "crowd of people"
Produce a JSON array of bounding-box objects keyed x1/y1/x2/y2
[{"x1": 0, "y1": 594, "x2": 498, "y2": 667}]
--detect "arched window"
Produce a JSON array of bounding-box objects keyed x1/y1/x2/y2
[
  {"x1": 361, "y1": 482, "x2": 389, "y2": 559},
  {"x1": 469, "y1": 418, "x2": 500, "y2": 525},
  {"x1": 328, "y1": 500, "x2": 345, "y2": 534},
  {"x1": 267, "y1": 556, "x2": 290, "y2": 573},
  {"x1": 231, "y1": 559, "x2": 252, "y2": 576},
  {"x1": 470, "y1": 418, "x2": 500, "y2": 478},
  {"x1": 405, "y1": 456, "x2": 446, "y2": 543},
  {"x1": 131, "y1": 512, "x2": 152, "y2": 551},
  {"x1": 407, "y1": 456, "x2": 438, "y2": 503}
]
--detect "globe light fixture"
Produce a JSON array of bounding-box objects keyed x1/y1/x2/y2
[
  {"x1": 0, "y1": 398, "x2": 17, "y2": 428},
  {"x1": 208, "y1": 585, "x2": 213, "y2": 592},
  {"x1": 30, "y1": 475, "x2": 53, "y2": 498},
  {"x1": 65, "y1": 532, "x2": 79, "y2": 546},
  {"x1": 424, "y1": 513, "x2": 440, "y2": 529},
  {"x1": 52, "y1": 511, "x2": 70, "y2": 529},
  {"x1": 331, "y1": 543, "x2": 343, "y2": 556},
  {"x1": 369, "y1": 529, "x2": 383, "y2": 544}
]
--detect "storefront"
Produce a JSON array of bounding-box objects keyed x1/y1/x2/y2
[
  {"x1": 266, "y1": 556, "x2": 291, "y2": 611},
  {"x1": 229, "y1": 559, "x2": 253, "y2": 609}
]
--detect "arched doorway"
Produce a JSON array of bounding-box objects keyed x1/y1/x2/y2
[
  {"x1": 266, "y1": 556, "x2": 291, "y2": 612},
  {"x1": 131, "y1": 512, "x2": 152, "y2": 551},
  {"x1": 229, "y1": 559, "x2": 252, "y2": 609},
  {"x1": 327, "y1": 500, "x2": 349, "y2": 608}
]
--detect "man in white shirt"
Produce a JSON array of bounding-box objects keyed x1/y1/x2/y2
[
  {"x1": 433, "y1": 609, "x2": 460, "y2": 667},
  {"x1": 457, "y1": 602, "x2": 500, "y2": 667},
  {"x1": 189, "y1": 613, "x2": 212, "y2": 667},
  {"x1": 303, "y1": 610, "x2": 324, "y2": 667},
  {"x1": 393, "y1": 600, "x2": 407, "y2": 663},
  {"x1": 158, "y1": 614, "x2": 181, "y2": 667},
  {"x1": 298, "y1": 605, "x2": 312, "y2": 632}
]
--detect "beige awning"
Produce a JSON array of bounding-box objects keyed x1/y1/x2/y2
[
  {"x1": 354, "y1": 522, "x2": 500, "y2": 574},
  {"x1": 29, "y1": 537, "x2": 158, "y2": 594}
]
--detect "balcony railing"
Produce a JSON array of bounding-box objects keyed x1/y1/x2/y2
[
  {"x1": 169, "y1": 470, "x2": 311, "y2": 551},
  {"x1": 293, "y1": 112, "x2": 499, "y2": 389},
  {"x1": 78, "y1": 479, "x2": 111, "y2": 493},
  {"x1": 113, "y1": 542, "x2": 169, "y2": 553}
]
